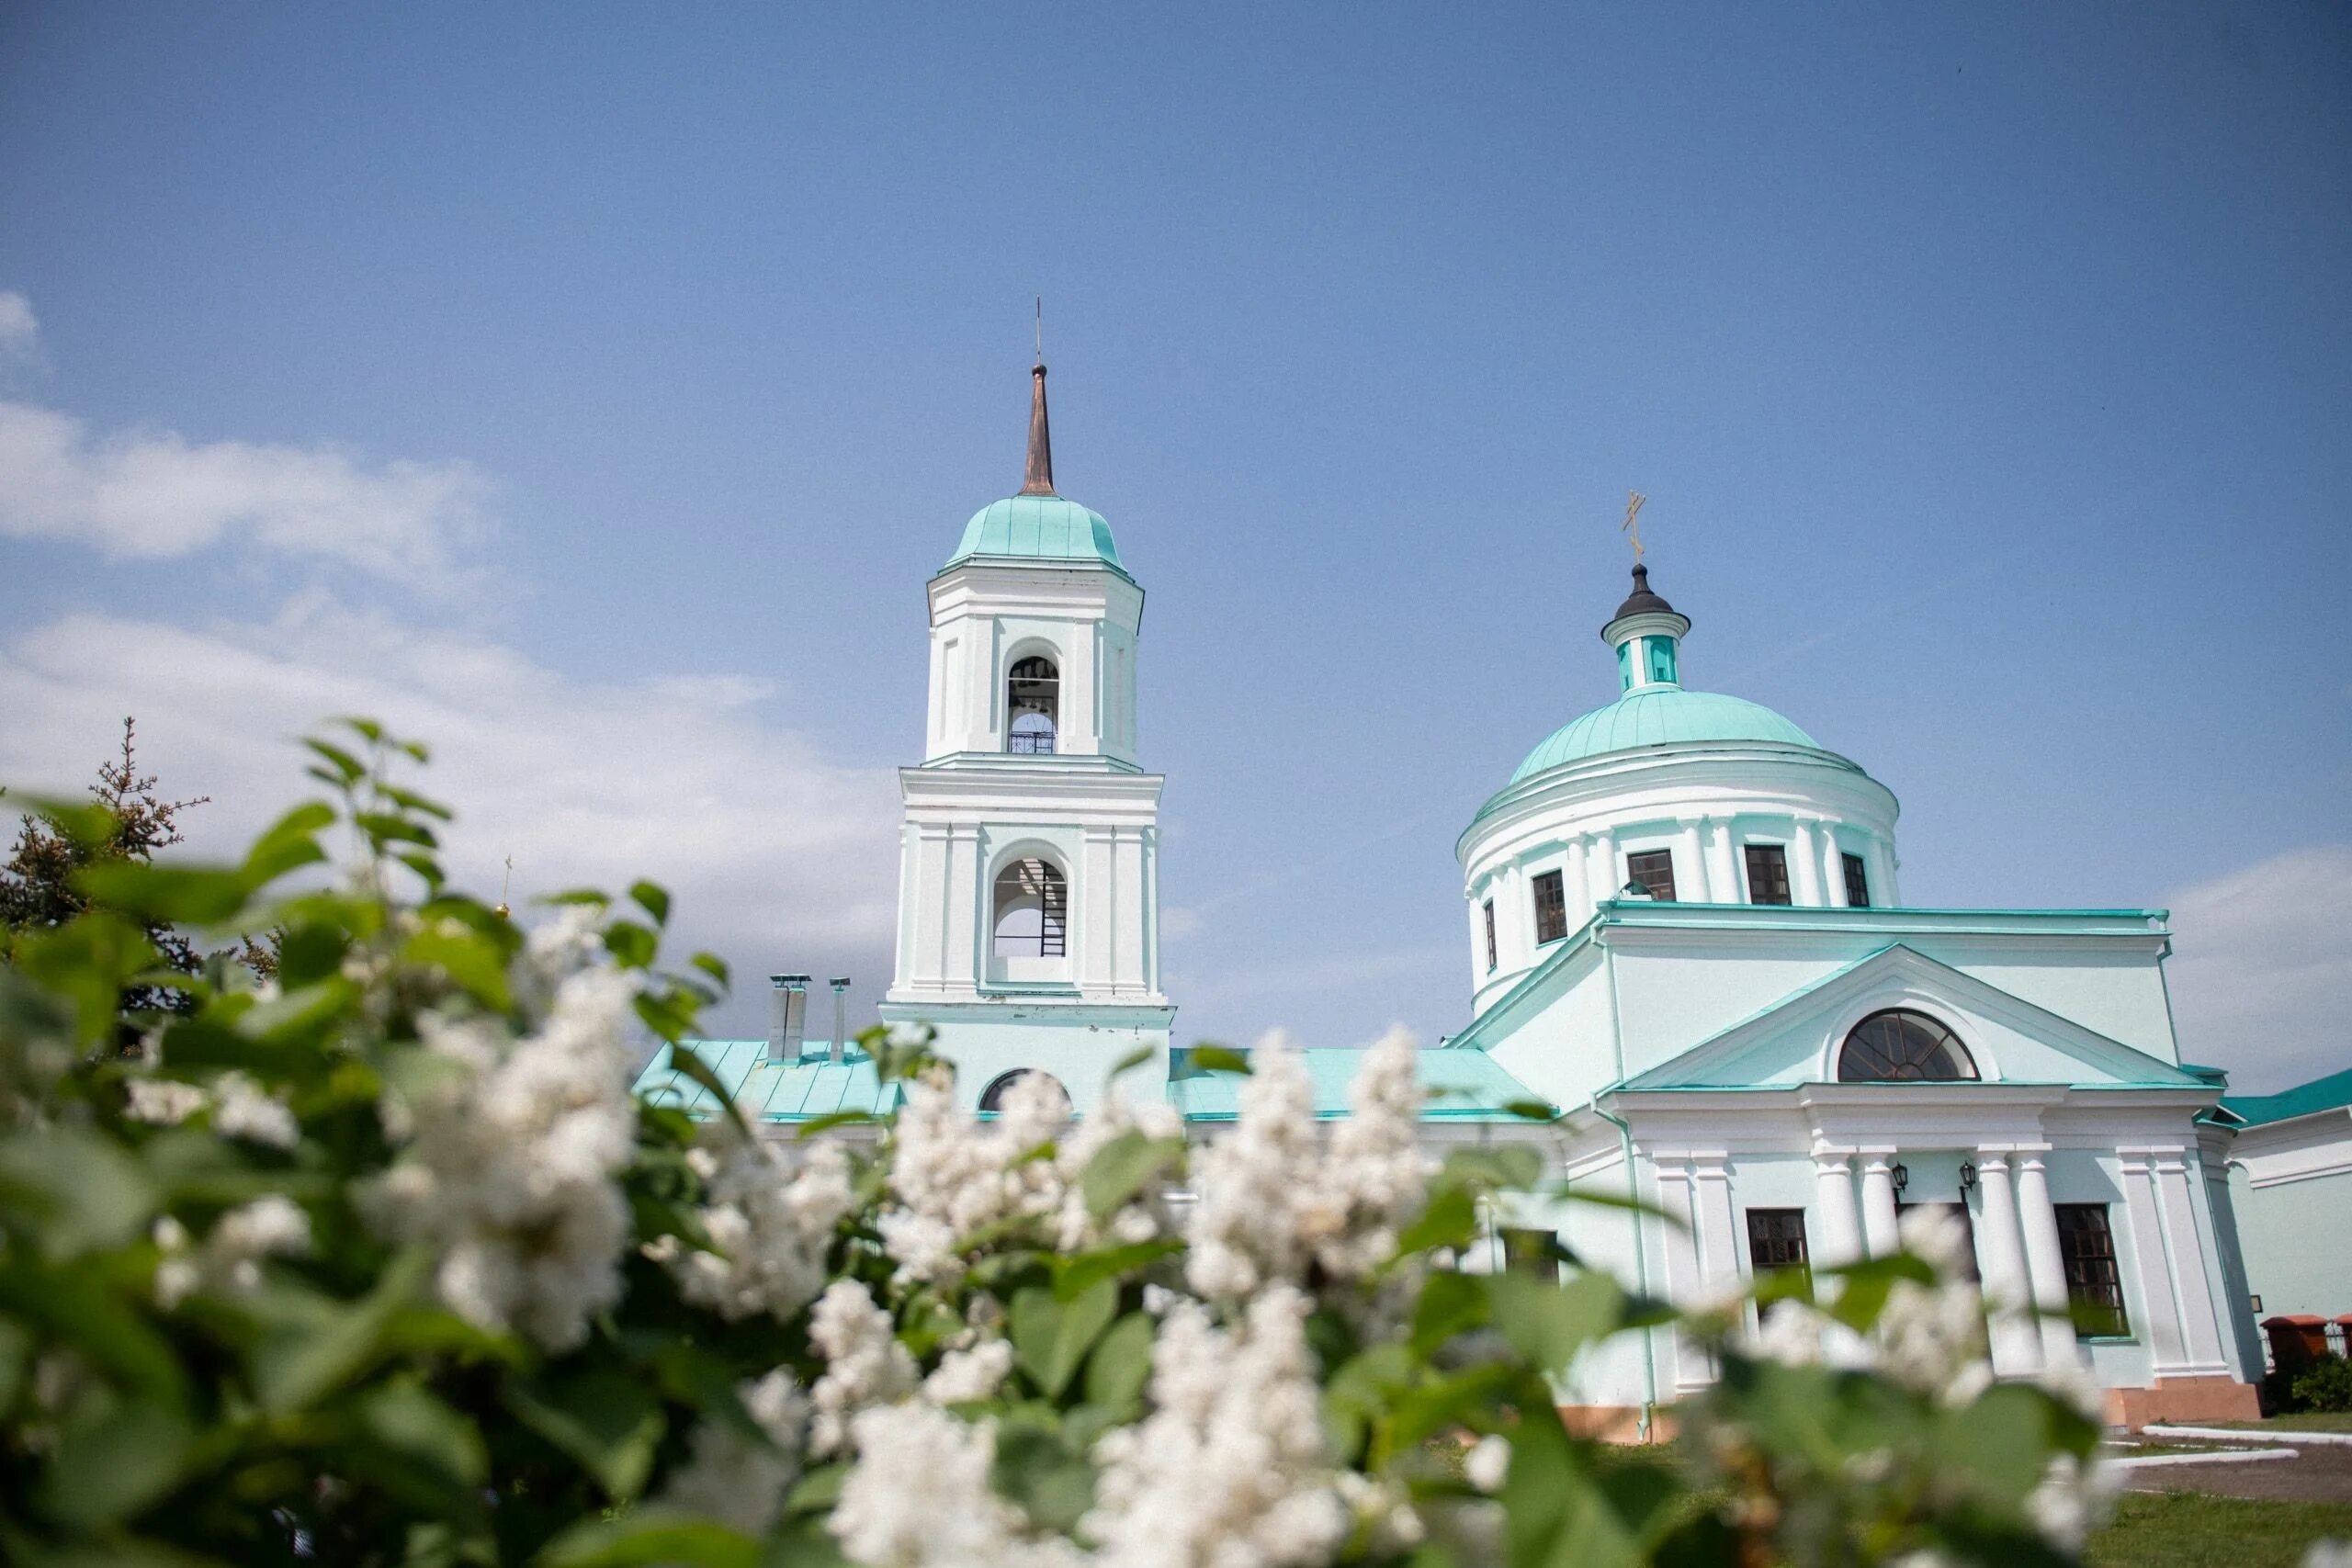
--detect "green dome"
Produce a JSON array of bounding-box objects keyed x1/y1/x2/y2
[
  {"x1": 1510, "y1": 687, "x2": 1820, "y2": 783},
  {"x1": 943, "y1": 494, "x2": 1126, "y2": 576}
]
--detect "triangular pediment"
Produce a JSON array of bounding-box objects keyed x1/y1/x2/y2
[{"x1": 1624, "y1": 943, "x2": 2204, "y2": 1091}]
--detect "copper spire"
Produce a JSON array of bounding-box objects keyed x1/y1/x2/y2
[{"x1": 1019, "y1": 360, "x2": 1055, "y2": 496}]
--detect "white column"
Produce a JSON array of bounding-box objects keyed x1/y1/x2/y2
[
  {"x1": 1812, "y1": 1154, "x2": 1865, "y2": 1267},
  {"x1": 1821, "y1": 831, "x2": 1849, "y2": 908},
  {"x1": 944, "y1": 827, "x2": 983, "y2": 993},
  {"x1": 1140, "y1": 827, "x2": 1161, "y2": 995},
  {"x1": 1694, "y1": 1161, "x2": 1742, "y2": 1303},
  {"x1": 1791, "y1": 819, "x2": 1826, "y2": 906},
  {"x1": 2119, "y1": 1154, "x2": 2190, "y2": 1372},
  {"x1": 1677, "y1": 819, "x2": 1709, "y2": 902},
  {"x1": 1654, "y1": 1159, "x2": 1714, "y2": 1393},
  {"x1": 1859, "y1": 1156, "x2": 1901, "y2": 1258},
  {"x1": 1973, "y1": 1155, "x2": 2045, "y2": 1374},
  {"x1": 2155, "y1": 1154, "x2": 2232, "y2": 1375},
  {"x1": 1079, "y1": 828, "x2": 1115, "y2": 991},
  {"x1": 1114, "y1": 828, "x2": 1148, "y2": 994},
  {"x1": 1868, "y1": 840, "x2": 1900, "y2": 908},
  {"x1": 1704, "y1": 819, "x2": 1738, "y2": 904},
  {"x1": 2014, "y1": 1154, "x2": 2081, "y2": 1369},
  {"x1": 1585, "y1": 829, "x2": 1619, "y2": 908}
]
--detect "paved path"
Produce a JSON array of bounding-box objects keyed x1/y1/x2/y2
[{"x1": 2120, "y1": 1443, "x2": 2352, "y2": 1503}]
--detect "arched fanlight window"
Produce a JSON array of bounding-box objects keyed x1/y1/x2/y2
[
  {"x1": 978, "y1": 1068, "x2": 1070, "y2": 1115},
  {"x1": 1007, "y1": 656, "x2": 1058, "y2": 753},
  {"x1": 992, "y1": 857, "x2": 1068, "y2": 957},
  {"x1": 1837, "y1": 1010, "x2": 1979, "y2": 1083}
]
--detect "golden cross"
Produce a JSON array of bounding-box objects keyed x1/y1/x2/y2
[{"x1": 1622, "y1": 491, "x2": 1648, "y2": 562}]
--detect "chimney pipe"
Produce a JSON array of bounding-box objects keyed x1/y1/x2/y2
[
  {"x1": 768, "y1": 974, "x2": 810, "y2": 1063},
  {"x1": 828, "y1": 977, "x2": 851, "y2": 1064}
]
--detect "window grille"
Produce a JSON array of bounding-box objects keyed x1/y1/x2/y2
[
  {"x1": 1500, "y1": 1227, "x2": 1559, "y2": 1280},
  {"x1": 1744, "y1": 844, "x2": 1792, "y2": 905},
  {"x1": 2055, "y1": 1204, "x2": 2129, "y2": 1338},
  {"x1": 1838, "y1": 1010, "x2": 1977, "y2": 1083},
  {"x1": 1006, "y1": 656, "x2": 1059, "y2": 755},
  {"x1": 1625, "y1": 849, "x2": 1678, "y2": 901},
  {"x1": 991, "y1": 858, "x2": 1068, "y2": 957},
  {"x1": 1842, "y1": 852, "x2": 1871, "y2": 908},
  {"x1": 1531, "y1": 870, "x2": 1567, "y2": 945},
  {"x1": 1483, "y1": 899, "x2": 1498, "y2": 972},
  {"x1": 1747, "y1": 1209, "x2": 1813, "y2": 1303}
]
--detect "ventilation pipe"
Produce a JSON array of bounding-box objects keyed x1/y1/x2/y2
[
  {"x1": 767, "y1": 974, "x2": 810, "y2": 1063},
  {"x1": 828, "y1": 977, "x2": 852, "y2": 1063}
]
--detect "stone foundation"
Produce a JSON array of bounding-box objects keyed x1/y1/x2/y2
[{"x1": 2106, "y1": 1376, "x2": 2263, "y2": 1427}]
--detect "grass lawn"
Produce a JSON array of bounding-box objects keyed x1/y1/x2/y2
[
  {"x1": 2211, "y1": 1411, "x2": 2352, "y2": 1434},
  {"x1": 2086, "y1": 1490, "x2": 2352, "y2": 1568}
]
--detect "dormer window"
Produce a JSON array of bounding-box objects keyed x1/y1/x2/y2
[{"x1": 1007, "y1": 656, "x2": 1058, "y2": 754}]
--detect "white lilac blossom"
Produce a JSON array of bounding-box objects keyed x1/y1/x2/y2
[
  {"x1": 153, "y1": 1196, "x2": 311, "y2": 1309},
  {"x1": 878, "y1": 1067, "x2": 1076, "y2": 1285},
  {"x1": 124, "y1": 1077, "x2": 207, "y2": 1126},
  {"x1": 1050, "y1": 1086, "x2": 1185, "y2": 1255},
  {"x1": 1464, "y1": 1434, "x2": 1510, "y2": 1495},
  {"x1": 1185, "y1": 1028, "x2": 1431, "y2": 1305},
  {"x1": 830, "y1": 1402, "x2": 1076, "y2": 1568},
  {"x1": 211, "y1": 1071, "x2": 300, "y2": 1149},
  {"x1": 808, "y1": 1280, "x2": 918, "y2": 1457},
  {"x1": 1084, "y1": 1286, "x2": 1349, "y2": 1568},
  {"x1": 660, "y1": 1369, "x2": 808, "y2": 1536},
  {"x1": 357, "y1": 907, "x2": 640, "y2": 1351},
  {"x1": 923, "y1": 1338, "x2": 1015, "y2": 1404},
  {"x1": 650, "y1": 1132, "x2": 854, "y2": 1323}
]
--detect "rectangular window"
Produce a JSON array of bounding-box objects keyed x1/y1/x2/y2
[
  {"x1": 1747, "y1": 1208, "x2": 1812, "y2": 1302},
  {"x1": 2054, "y1": 1204, "x2": 2129, "y2": 1338},
  {"x1": 1841, "y1": 852, "x2": 1871, "y2": 908},
  {"x1": 1501, "y1": 1226, "x2": 1559, "y2": 1280},
  {"x1": 1483, "y1": 899, "x2": 1498, "y2": 972},
  {"x1": 1745, "y1": 844, "x2": 1792, "y2": 906},
  {"x1": 1532, "y1": 870, "x2": 1568, "y2": 945},
  {"x1": 1625, "y1": 849, "x2": 1678, "y2": 901}
]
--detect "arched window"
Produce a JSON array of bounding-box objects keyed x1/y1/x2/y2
[
  {"x1": 1837, "y1": 1010, "x2": 1978, "y2": 1083},
  {"x1": 1007, "y1": 656, "x2": 1058, "y2": 753},
  {"x1": 978, "y1": 1068, "x2": 1069, "y2": 1115},
  {"x1": 992, "y1": 857, "x2": 1068, "y2": 957}
]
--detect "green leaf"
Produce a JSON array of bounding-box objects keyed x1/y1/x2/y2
[
  {"x1": 1821, "y1": 1251, "x2": 1938, "y2": 1331},
  {"x1": 357, "y1": 1377, "x2": 488, "y2": 1489},
  {"x1": 0, "y1": 1126, "x2": 158, "y2": 1259},
  {"x1": 1940, "y1": 1382, "x2": 2057, "y2": 1502},
  {"x1": 505, "y1": 1367, "x2": 668, "y2": 1503},
  {"x1": 628, "y1": 880, "x2": 672, "y2": 927},
  {"x1": 234, "y1": 977, "x2": 359, "y2": 1046},
  {"x1": 379, "y1": 784, "x2": 454, "y2": 821},
  {"x1": 401, "y1": 925, "x2": 513, "y2": 1010},
  {"x1": 1083, "y1": 1310, "x2": 1155, "y2": 1414},
  {"x1": 40, "y1": 1395, "x2": 194, "y2": 1529},
  {"x1": 991, "y1": 1416, "x2": 1095, "y2": 1534},
  {"x1": 1103, "y1": 1043, "x2": 1155, "y2": 1082},
  {"x1": 1439, "y1": 1144, "x2": 1545, "y2": 1192},
  {"x1": 1394, "y1": 1182, "x2": 1480, "y2": 1257},
  {"x1": 252, "y1": 1248, "x2": 427, "y2": 1414},
  {"x1": 0, "y1": 1259, "x2": 187, "y2": 1407},
  {"x1": 537, "y1": 1511, "x2": 759, "y2": 1568},
  {"x1": 301, "y1": 737, "x2": 367, "y2": 784},
  {"x1": 1409, "y1": 1268, "x2": 1489, "y2": 1359},
  {"x1": 74, "y1": 862, "x2": 252, "y2": 925},
  {"x1": 1501, "y1": 1098, "x2": 1559, "y2": 1122},
  {"x1": 241, "y1": 801, "x2": 336, "y2": 885},
  {"x1": 604, "y1": 919, "x2": 658, "y2": 969},
  {"x1": 1011, "y1": 1278, "x2": 1117, "y2": 1400},
  {"x1": 1184, "y1": 1043, "x2": 1250, "y2": 1076},
  {"x1": 354, "y1": 812, "x2": 437, "y2": 849},
  {"x1": 793, "y1": 1108, "x2": 879, "y2": 1138},
  {"x1": 1080, "y1": 1130, "x2": 1185, "y2": 1218},
  {"x1": 1055, "y1": 1238, "x2": 1182, "y2": 1301},
  {"x1": 689, "y1": 951, "x2": 730, "y2": 990},
  {"x1": 1489, "y1": 1270, "x2": 1625, "y2": 1373}
]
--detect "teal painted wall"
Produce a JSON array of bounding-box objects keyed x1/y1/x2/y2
[{"x1": 2229, "y1": 1166, "x2": 2352, "y2": 1320}]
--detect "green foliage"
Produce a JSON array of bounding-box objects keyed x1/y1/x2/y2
[
  {"x1": 0, "y1": 717, "x2": 2099, "y2": 1566},
  {"x1": 2289, "y1": 1353, "x2": 2352, "y2": 1413}
]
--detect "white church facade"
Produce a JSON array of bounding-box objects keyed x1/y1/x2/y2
[{"x1": 638, "y1": 363, "x2": 2270, "y2": 1427}]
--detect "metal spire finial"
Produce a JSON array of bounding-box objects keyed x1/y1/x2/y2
[
  {"x1": 1622, "y1": 491, "x2": 1648, "y2": 563},
  {"x1": 1019, "y1": 304, "x2": 1056, "y2": 496},
  {"x1": 493, "y1": 854, "x2": 513, "y2": 919}
]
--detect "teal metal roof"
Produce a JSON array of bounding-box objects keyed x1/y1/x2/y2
[
  {"x1": 2223, "y1": 1066, "x2": 2352, "y2": 1127},
  {"x1": 1510, "y1": 687, "x2": 1821, "y2": 784},
  {"x1": 633, "y1": 1040, "x2": 903, "y2": 1123},
  {"x1": 1165, "y1": 1044, "x2": 1550, "y2": 1123},
  {"x1": 943, "y1": 494, "x2": 1127, "y2": 577}
]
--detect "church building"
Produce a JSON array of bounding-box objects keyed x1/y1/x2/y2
[{"x1": 636, "y1": 362, "x2": 2270, "y2": 1427}]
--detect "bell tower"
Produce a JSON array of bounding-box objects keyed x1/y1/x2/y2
[{"x1": 877, "y1": 357, "x2": 1173, "y2": 1110}]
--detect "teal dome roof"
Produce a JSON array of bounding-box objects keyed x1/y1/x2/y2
[
  {"x1": 944, "y1": 494, "x2": 1126, "y2": 576},
  {"x1": 1510, "y1": 687, "x2": 1820, "y2": 783}
]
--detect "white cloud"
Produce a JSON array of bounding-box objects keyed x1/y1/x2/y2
[
  {"x1": 2163, "y1": 844, "x2": 2352, "y2": 1094},
  {"x1": 0, "y1": 595, "x2": 903, "y2": 1038},
  {"x1": 0, "y1": 400, "x2": 487, "y2": 588},
  {"x1": 0, "y1": 293, "x2": 36, "y2": 362}
]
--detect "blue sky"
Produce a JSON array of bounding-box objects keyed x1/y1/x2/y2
[{"x1": 2, "y1": 4, "x2": 2346, "y2": 1089}]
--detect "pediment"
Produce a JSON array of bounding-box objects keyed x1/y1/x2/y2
[{"x1": 1624, "y1": 943, "x2": 2204, "y2": 1091}]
